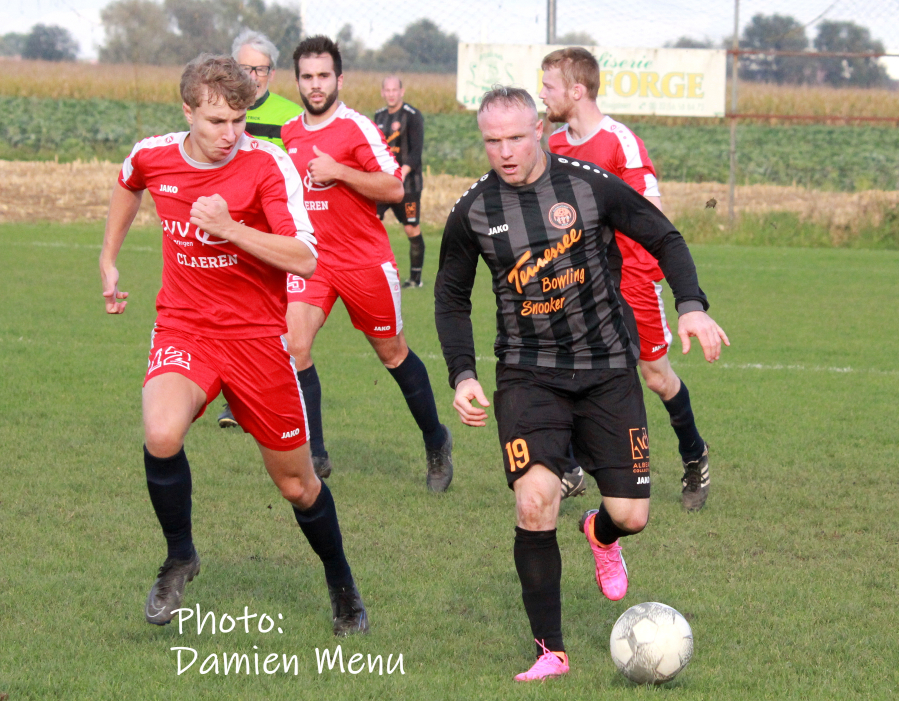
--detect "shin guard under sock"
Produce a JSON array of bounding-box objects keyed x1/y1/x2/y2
[
  {"x1": 408, "y1": 235, "x2": 425, "y2": 282},
  {"x1": 387, "y1": 350, "x2": 444, "y2": 450},
  {"x1": 295, "y1": 364, "x2": 327, "y2": 458},
  {"x1": 514, "y1": 527, "x2": 565, "y2": 655},
  {"x1": 662, "y1": 381, "x2": 704, "y2": 462},
  {"x1": 293, "y1": 482, "x2": 353, "y2": 588},
  {"x1": 144, "y1": 445, "x2": 194, "y2": 560},
  {"x1": 592, "y1": 503, "x2": 633, "y2": 546}
]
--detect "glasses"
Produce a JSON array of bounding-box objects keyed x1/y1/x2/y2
[{"x1": 239, "y1": 64, "x2": 272, "y2": 76}]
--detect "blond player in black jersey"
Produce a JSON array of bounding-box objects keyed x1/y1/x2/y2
[{"x1": 434, "y1": 86, "x2": 727, "y2": 681}]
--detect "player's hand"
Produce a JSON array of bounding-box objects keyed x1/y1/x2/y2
[
  {"x1": 400, "y1": 164, "x2": 412, "y2": 182},
  {"x1": 308, "y1": 145, "x2": 345, "y2": 185},
  {"x1": 100, "y1": 264, "x2": 128, "y2": 314},
  {"x1": 453, "y1": 377, "x2": 491, "y2": 427},
  {"x1": 677, "y1": 311, "x2": 730, "y2": 362},
  {"x1": 190, "y1": 194, "x2": 235, "y2": 240}
]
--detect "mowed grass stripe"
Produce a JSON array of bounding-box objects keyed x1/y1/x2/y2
[{"x1": 0, "y1": 222, "x2": 896, "y2": 700}]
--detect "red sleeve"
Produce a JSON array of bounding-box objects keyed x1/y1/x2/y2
[
  {"x1": 350, "y1": 118, "x2": 402, "y2": 178},
  {"x1": 612, "y1": 138, "x2": 657, "y2": 196},
  {"x1": 118, "y1": 142, "x2": 147, "y2": 191},
  {"x1": 256, "y1": 147, "x2": 314, "y2": 238}
]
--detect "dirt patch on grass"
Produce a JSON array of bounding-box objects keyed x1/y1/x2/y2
[{"x1": 3, "y1": 161, "x2": 898, "y2": 237}]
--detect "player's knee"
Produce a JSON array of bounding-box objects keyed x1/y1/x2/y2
[
  {"x1": 515, "y1": 489, "x2": 558, "y2": 529},
  {"x1": 614, "y1": 511, "x2": 649, "y2": 534},
  {"x1": 643, "y1": 367, "x2": 678, "y2": 398},
  {"x1": 144, "y1": 427, "x2": 184, "y2": 459},
  {"x1": 277, "y1": 480, "x2": 316, "y2": 509}
]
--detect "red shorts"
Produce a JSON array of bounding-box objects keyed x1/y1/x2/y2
[
  {"x1": 621, "y1": 280, "x2": 673, "y2": 362},
  {"x1": 286, "y1": 261, "x2": 403, "y2": 338},
  {"x1": 144, "y1": 326, "x2": 308, "y2": 450}
]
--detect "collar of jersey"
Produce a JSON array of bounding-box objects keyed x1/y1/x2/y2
[
  {"x1": 178, "y1": 131, "x2": 244, "y2": 170},
  {"x1": 565, "y1": 115, "x2": 613, "y2": 147},
  {"x1": 497, "y1": 151, "x2": 553, "y2": 192},
  {"x1": 251, "y1": 90, "x2": 271, "y2": 110},
  {"x1": 302, "y1": 102, "x2": 346, "y2": 131}
]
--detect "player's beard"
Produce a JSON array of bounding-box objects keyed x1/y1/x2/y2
[
  {"x1": 301, "y1": 86, "x2": 339, "y2": 116},
  {"x1": 545, "y1": 97, "x2": 575, "y2": 124}
]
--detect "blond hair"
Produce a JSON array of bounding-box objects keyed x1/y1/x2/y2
[
  {"x1": 541, "y1": 47, "x2": 600, "y2": 100},
  {"x1": 180, "y1": 54, "x2": 257, "y2": 111}
]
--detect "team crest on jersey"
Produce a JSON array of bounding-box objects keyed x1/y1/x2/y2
[
  {"x1": 165, "y1": 136, "x2": 174, "y2": 144},
  {"x1": 251, "y1": 140, "x2": 259, "y2": 149},
  {"x1": 548, "y1": 203, "x2": 576, "y2": 229},
  {"x1": 303, "y1": 171, "x2": 337, "y2": 192}
]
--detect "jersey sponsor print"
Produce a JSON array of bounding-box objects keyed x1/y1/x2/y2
[
  {"x1": 548, "y1": 116, "x2": 663, "y2": 288},
  {"x1": 118, "y1": 131, "x2": 313, "y2": 339},
  {"x1": 434, "y1": 154, "x2": 707, "y2": 386}
]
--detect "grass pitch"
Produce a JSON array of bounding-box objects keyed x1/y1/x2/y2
[{"x1": 0, "y1": 221, "x2": 897, "y2": 700}]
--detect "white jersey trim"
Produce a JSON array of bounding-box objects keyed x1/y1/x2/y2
[
  {"x1": 121, "y1": 132, "x2": 189, "y2": 187},
  {"x1": 237, "y1": 135, "x2": 317, "y2": 256},
  {"x1": 300, "y1": 102, "x2": 399, "y2": 176},
  {"x1": 555, "y1": 117, "x2": 647, "y2": 170},
  {"x1": 599, "y1": 115, "x2": 645, "y2": 170}
]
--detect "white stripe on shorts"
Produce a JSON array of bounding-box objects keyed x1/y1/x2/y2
[
  {"x1": 282, "y1": 336, "x2": 311, "y2": 444},
  {"x1": 381, "y1": 261, "x2": 404, "y2": 334},
  {"x1": 653, "y1": 281, "x2": 673, "y2": 347}
]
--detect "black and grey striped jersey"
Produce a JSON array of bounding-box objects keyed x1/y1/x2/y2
[{"x1": 434, "y1": 152, "x2": 708, "y2": 388}]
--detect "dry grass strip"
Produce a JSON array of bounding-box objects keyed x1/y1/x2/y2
[{"x1": 3, "y1": 161, "x2": 898, "y2": 239}]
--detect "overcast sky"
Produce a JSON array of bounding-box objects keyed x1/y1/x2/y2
[{"x1": 3, "y1": 0, "x2": 897, "y2": 76}]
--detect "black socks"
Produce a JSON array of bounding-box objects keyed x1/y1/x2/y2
[
  {"x1": 144, "y1": 445, "x2": 194, "y2": 561},
  {"x1": 514, "y1": 527, "x2": 565, "y2": 655},
  {"x1": 296, "y1": 365, "x2": 327, "y2": 458},
  {"x1": 662, "y1": 381, "x2": 705, "y2": 462},
  {"x1": 592, "y1": 503, "x2": 633, "y2": 545},
  {"x1": 293, "y1": 482, "x2": 353, "y2": 589},
  {"x1": 408, "y1": 234, "x2": 425, "y2": 283},
  {"x1": 387, "y1": 350, "x2": 444, "y2": 450}
]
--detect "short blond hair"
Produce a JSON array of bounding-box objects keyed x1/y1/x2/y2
[
  {"x1": 180, "y1": 54, "x2": 257, "y2": 111},
  {"x1": 541, "y1": 47, "x2": 600, "y2": 100}
]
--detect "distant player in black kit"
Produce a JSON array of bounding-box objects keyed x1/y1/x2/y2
[
  {"x1": 374, "y1": 76, "x2": 426, "y2": 288},
  {"x1": 434, "y1": 86, "x2": 728, "y2": 681}
]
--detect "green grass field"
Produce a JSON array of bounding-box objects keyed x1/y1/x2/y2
[{"x1": 1, "y1": 221, "x2": 897, "y2": 700}]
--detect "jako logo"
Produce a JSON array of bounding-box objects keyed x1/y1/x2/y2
[
  {"x1": 374, "y1": 325, "x2": 391, "y2": 331},
  {"x1": 160, "y1": 184, "x2": 179, "y2": 193},
  {"x1": 288, "y1": 148, "x2": 297, "y2": 154},
  {"x1": 488, "y1": 224, "x2": 508, "y2": 236},
  {"x1": 281, "y1": 428, "x2": 301, "y2": 439}
]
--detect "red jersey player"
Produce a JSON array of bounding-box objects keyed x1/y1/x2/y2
[
  {"x1": 279, "y1": 36, "x2": 453, "y2": 491},
  {"x1": 99, "y1": 54, "x2": 368, "y2": 634},
  {"x1": 541, "y1": 47, "x2": 728, "y2": 511}
]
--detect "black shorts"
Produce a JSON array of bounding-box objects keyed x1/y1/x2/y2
[
  {"x1": 377, "y1": 192, "x2": 421, "y2": 225},
  {"x1": 493, "y1": 363, "x2": 650, "y2": 498}
]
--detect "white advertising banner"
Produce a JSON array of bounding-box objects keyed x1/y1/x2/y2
[{"x1": 457, "y1": 43, "x2": 726, "y2": 117}]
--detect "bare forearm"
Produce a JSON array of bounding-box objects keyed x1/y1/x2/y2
[
  {"x1": 219, "y1": 222, "x2": 316, "y2": 278},
  {"x1": 338, "y1": 166, "x2": 404, "y2": 203},
  {"x1": 100, "y1": 184, "x2": 142, "y2": 268}
]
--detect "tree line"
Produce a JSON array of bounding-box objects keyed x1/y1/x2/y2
[
  {"x1": 668, "y1": 13, "x2": 891, "y2": 88},
  {"x1": 0, "y1": 6, "x2": 890, "y2": 87},
  {"x1": 0, "y1": 0, "x2": 460, "y2": 73}
]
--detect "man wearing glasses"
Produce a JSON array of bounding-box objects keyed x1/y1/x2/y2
[
  {"x1": 232, "y1": 29, "x2": 303, "y2": 154},
  {"x1": 219, "y1": 29, "x2": 305, "y2": 429}
]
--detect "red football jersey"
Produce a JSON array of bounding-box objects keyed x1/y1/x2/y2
[
  {"x1": 549, "y1": 116, "x2": 663, "y2": 288},
  {"x1": 281, "y1": 102, "x2": 402, "y2": 270},
  {"x1": 119, "y1": 131, "x2": 313, "y2": 339}
]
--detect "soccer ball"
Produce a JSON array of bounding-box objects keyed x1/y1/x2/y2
[{"x1": 609, "y1": 602, "x2": 693, "y2": 685}]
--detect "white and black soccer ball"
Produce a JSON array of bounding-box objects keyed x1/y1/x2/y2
[{"x1": 609, "y1": 602, "x2": 693, "y2": 685}]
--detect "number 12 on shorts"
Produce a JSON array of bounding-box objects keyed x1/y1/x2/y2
[{"x1": 505, "y1": 438, "x2": 530, "y2": 471}]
